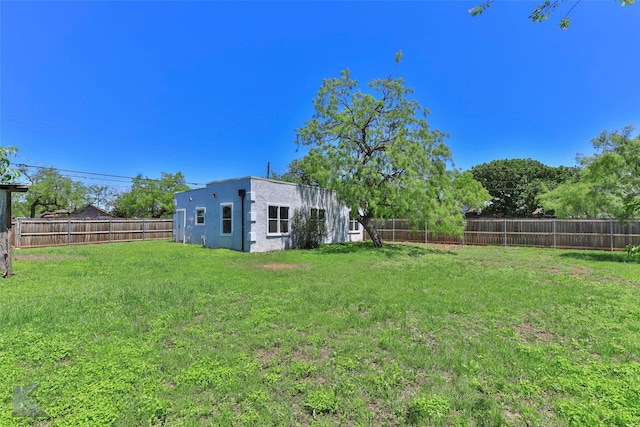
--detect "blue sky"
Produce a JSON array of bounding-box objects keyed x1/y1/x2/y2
[{"x1": 1, "y1": 1, "x2": 639, "y2": 189}]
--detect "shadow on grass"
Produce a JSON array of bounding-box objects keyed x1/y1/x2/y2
[
  {"x1": 558, "y1": 251, "x2": 636, "y2": 264},
  {"x1": 315, "y1": 241, "x2": 457, "y2": 257}
]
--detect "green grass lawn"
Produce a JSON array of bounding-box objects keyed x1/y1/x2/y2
[{"x1": 1, "y1": 241, "x2": 639, "y2": 426}]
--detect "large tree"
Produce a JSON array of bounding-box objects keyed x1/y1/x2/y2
[
  {"x1": 470, "y1": 0, "x2": 634, "y2": 29},
  {"x1": 470, "y1": 158, "x2": 578, "y2": 217},
  {"x1": 294, "y1": 60, "x2": 489, "y2": 248},
  {"x1": 539, "y1": 126, "x2": 640, "y2": 218},
  {"x1": 14, "y1": 167, "x2": 94, "y2": 218},
  {"x1": 113, "y1": 172, "x2": 190, "y2": 218}
]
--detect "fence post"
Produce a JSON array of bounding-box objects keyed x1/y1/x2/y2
[
  {"x1": 462, "y1": 220, "x2": 466, "y2": 246},
  {"x1": 553, "y1": 219, "x2": 556, "y2": 249},
  {"x1": 68, "y1": 218, "x2": 71, "y2": 246},
  {"x1": 503, "y1": 219, "x2": 507, "y2": 246},
  {"x1": 17, "y1": 218, "x2": 22, "y2": 249},
  {"x1": 143, "y1": 219, "x2": 146, "y2": 241},
  {"x1": 392, "y1": 219, "x2": 395, "y2": 242},
  {"x1": 425, "y1": 220, "x2": 428, "y2": 244},
  {"x1": 109, "y1": 218, "x2": 112, "y2": 243},
  {"x1": 610, "y1": 218, "x2": 614, "y2": 252}
]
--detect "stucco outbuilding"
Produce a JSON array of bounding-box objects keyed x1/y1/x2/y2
[{"x1": 173, "y1": 177, "x2": 362, "y2": 252}]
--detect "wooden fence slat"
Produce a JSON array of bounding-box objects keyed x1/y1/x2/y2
[
  {"x1": 11, "y1": 218, "x2": 173, "y2": 248},
  {"x1": 364, "y1": 218, "x2": 640, "y2": 251}
]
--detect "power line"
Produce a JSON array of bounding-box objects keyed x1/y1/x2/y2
[{"x1": 15, "y1": 163, "x2": 206, "y2": 187}]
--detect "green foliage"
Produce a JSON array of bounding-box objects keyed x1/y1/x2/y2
[
  {"x1": 112, "y1": 171, "x2": 190, "y2": 218},
  {"x1": 539, "y1": 126, "x2": 640, "y2": 219},
  {"x1": 406, "y1": 396, "x2": 450, "y2": 424},
  {"x1": 625, "y1": 244, "x2": 640, "y2": 261},
  {"x1": 452, "y1": 170, "x2": 492, "y2": 214},
  {"x1": 291, "y1": 208, "x2": 326, "y2": 249},
  {"x1": 12, "y1": 167, "x2": 97, "y2": 218},
  {"x1": 538, "y1": 180, "x2": 620, "y2": 218},
  {"x1": 304, "y1": 388, "x2": 338, "y2": 415},
  {"x1": 271, "y1": 158, "x2": 319, "y2": 186},
  {"x1": 470, "y1": 158, "x2": 578, "y2": 217},
  {"x1": 294, "y1": 58, "x2": 489, "y2": 247},
  {"x1": 470, "y1": 0, "x2": 635, "y2": 28},
  {"x1": 0, "y1": 146, "x2": 20, "y2": 182}
]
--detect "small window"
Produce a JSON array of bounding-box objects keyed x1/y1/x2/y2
[
  {"x1": 195, "y1": 208, "x2": 205, "y2": 225},
  {"x1": 221, "y1": 204, "x2": 232, "y2": 235},
  {"x1": 349, "y1": 219, "x2": 360, "y2": 233},
  {"x1": 268, "y1": 205, "x2": 289, "y2": 234},
  {"x1": 311, "y1": 208, "x2": 326, "y2": 233}
]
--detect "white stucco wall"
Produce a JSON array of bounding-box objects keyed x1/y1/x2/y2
[{"x1": 174, "y1": 177, "x2": 363, "y2": 252}]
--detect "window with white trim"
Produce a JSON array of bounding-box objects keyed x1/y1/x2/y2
[
  {"x1": 349, "y1": 219, "x2": 360, "y2": 233},
  {"x1": 311, "y1": 208, "x2": 326, "y2": 233},
  {"x1": 221, "y1": 203, "x2": 232, "y2": 235},
  {"x1": 268, "y1": 205, "x2": 289, "y2": 234},
  {"x1": 195, "y1": 208, "x2": 205, "y2": 225}
]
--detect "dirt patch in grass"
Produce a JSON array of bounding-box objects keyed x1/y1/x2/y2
[
  {"x1": 262, "y1": 263, "x2": 305, "y2": 270},
  {"x1": 513, "y1": 322, "x2": 560, "y2": 343},
  {"x1": 569, "y1": 266, "x2": 592, "y2": 278},
  {"x1": 292, "y1": 344, "x2": 330, "y2": 362},
  {"x1": 423, "y1": 243, "x2": 463, "y2": 251},
  {"x1": 254, "y1": 346, "x2": 279, "y2": 367},
  {"x1": 503, "y1": 407, "x2": 522, "y2": 424}
]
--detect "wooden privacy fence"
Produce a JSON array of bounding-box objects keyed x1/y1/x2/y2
[
  {"x1": 11, "y1": 218, "x2": 173, "y2": 248},
  {"x1": 366, "y1": 218, "x2": 640, "y2": 251}
]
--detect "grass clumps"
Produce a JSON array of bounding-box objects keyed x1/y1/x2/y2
[
  {"x1": 304, "y1": 388, "x2": 338, "y2": 416},
  {"x1": 406, "y1": 396, "x2": 450, "y2": 424},
  {"x1": 2, "y1": 240, "x2": 640, "y2": 425}
]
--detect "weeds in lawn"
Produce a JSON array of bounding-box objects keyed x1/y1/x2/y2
[{"x1": 1, "y1": 241, "x2": 639, "y2": 425}]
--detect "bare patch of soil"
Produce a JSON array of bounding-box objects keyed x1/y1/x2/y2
[
  {"x1": 262, "y1": 263, "x2": 304, "y2": 270},
  {"x1": 423, "y1": 243, "x2": 463, "y2": 251},
  {"x1": 513, "y1": 322, "x2": 559, "y2": 343},
  {"x1": 503, "y1": 408, "x2": 521, "y2": 423},
  {"x1": 569, "y1": 266, "x2": 591, "y2": 279},
  {"x1": 292, "y1": 344, "x2": 330, "y2": 363},
  {"x1": 254, "y1": 347, "x2": 279, "y2": 367}
]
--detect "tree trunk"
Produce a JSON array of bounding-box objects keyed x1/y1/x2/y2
[
  {"x1": 0, "y1": 191, "x2": 12, "y2": 278},
  {"x1": 359, "y1": 216, "x2": 384, "y2": 248},
  {"x1": 0, "y1": 228, "x2": 11, "y2": 278}
]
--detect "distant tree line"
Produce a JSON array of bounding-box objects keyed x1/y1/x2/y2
[
  {"x1": 277, "y1": 126, "x2": 639, "y2": 221},
  {"x1": 469, "y1": 159, "x2": 579, "y2": 217},
  {"x1": 9, "y1": 167, "x2": 189, "y2": 219}
]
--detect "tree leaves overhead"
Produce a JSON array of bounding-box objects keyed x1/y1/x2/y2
[
  {"x1": 540, "y1": 126, "x2": 640, "y2": 218},
  {"x1": 294, "y1": 62, "x2": 489, "y2": 247},
  {"x1": 469, "y1": 0, "x2": 635, "y2": 29},
  {"x1": 0, "y1": 146, "x2": 20, "y2": 183}
]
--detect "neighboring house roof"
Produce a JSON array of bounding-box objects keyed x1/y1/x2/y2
[{"x1": 39, "y1": 204, "x2": 113, "y2": 219}]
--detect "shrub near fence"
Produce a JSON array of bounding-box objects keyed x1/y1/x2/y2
[
  {"x1": 365, "y1": 218, "x2": 640, "y2": 251},
  {"x1": 11, "y1": 218, "x2": 173, "y2": 248}
]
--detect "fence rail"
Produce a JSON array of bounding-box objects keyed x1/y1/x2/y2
[
  {"x1": 11, "y1": 218, "x2": 173, "y2": 248},
  {"x1": 365, "y1": 218, "x2": 640, "y2": 251}
]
